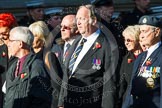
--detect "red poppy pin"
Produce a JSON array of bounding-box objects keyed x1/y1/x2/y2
[
  {"x1": 65, "y1": 51, "x2": 69, "y2": 58},
  {"x1": 21, "y1": 73, "x2": 27, "y2": 79},
  {"x1": 2, "y1": 51, "x2": 6, "y2": 57},
  {"x1": 93, "y1": 42, "x2": 101, "y2": 49},
  {"x1": 127, "y1": 58, "x2": 133, "y2": 63},
  {"x1": 146, "y1": 58, "x2": 151, "y2": 66}
]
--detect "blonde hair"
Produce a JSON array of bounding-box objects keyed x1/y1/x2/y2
[
  {"x1": 29, "y1": 21, "x2": 49, "y2": 44},
  {"x1": 122, "y1": 25, "x2": 140, "y2": 41}
]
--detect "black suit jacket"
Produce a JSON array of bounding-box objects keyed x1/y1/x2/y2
[
  {"x1": 58, "y1": 32, "x2": 117, "y2": 108},
  {"x1": 45, "y1": 51, "x2": 64, "y2": 108},
  {"x1": 122, "y1": 44, "x2": 162, "y2": 108},
  {"x1": 51, "y1": 43, "x2": 64, "y2": 65}
]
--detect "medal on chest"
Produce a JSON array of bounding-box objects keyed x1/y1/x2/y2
[
  {"x1": 92, "y1": 58, "x2": 101, "y2": 70},
  {"x1": 139, "y1": 65, "x2": 160, "y2": 88}
]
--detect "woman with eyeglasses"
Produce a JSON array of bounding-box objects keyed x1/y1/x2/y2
[
  {"x1": 117, "y1": 25, "x2": 143, "y2": 107},
  {"x1": 0, "y1": 13, "x2": 18, "y2": 108}
]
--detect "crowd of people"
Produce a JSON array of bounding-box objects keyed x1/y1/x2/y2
[{"x1": 0, "y1": 0, "x2": 162, "y2": 108}]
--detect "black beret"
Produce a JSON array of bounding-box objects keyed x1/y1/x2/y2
[
  {"x1": 94, "y1": 0, "x2": 113, "y2": 7},
  {"x1": 138, "y1": 15, "x2": 161, "y2": 28}
]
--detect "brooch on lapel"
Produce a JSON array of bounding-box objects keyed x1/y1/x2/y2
[
  {"x1": 2, "y1": 51, "x2": 6, "y2": 57},
  {"x1": 21, "y1": 72, "x2": 27, "y2": 79},
  {"x1": 146, "y1": 58, "x2": 152, "y2": 66},
  {"x1": 93, "y1": 42, "x2": 101, "y2": 49},
  {"x1": 127, "y1": 58, "x2": 133, "y2": 63}
]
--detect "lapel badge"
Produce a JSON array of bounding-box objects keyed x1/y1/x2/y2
[
  {"x1": 55, "y1": 52, "x2": 59, "y2": 57},
  {"x1": 2, "y1": 51, "x2": 6, "y2": 57},
  {"x1": 146, "y1": 58, "x2": 152, "y2": 66},
  {"x1": 65, "y1": 51, "x2": 69, "y2": 57},
  {"x1": 142, "y1": 18, "x2": 147, "y2": 23},
  {"x1": 21, "y1": 72, "x2": 27, "y2": 79},
  {"x1": 127, "y1": 58, "x2": 133, "y2": 63},
  {"x1": 92, "y1": 58, "x2": 101, "y2": 70},
  {"x1": 93, "y1": 42, "x2": 101, "y2": 50}
]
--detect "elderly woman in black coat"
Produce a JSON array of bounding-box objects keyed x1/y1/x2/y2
[{"x1": 117, "y1": 25, "x2": 143, "y2": 107}]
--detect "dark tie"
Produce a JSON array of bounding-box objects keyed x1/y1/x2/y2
[
  {"x1": 63, "y1": 43, "x2": 71, "y2": 63},
  {"x1": 15, "y1": 59, "x2": 20, "y2": 77},
  {"x1": 68, "y1": 38, "x2": 87, "y2": 73}
]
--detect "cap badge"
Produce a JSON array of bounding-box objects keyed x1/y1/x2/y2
[{"x1": 142, "y1": 18, "x2": 147, "y2": 23}]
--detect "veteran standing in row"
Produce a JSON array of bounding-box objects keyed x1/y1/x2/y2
[
  {"x1": 3, "y1": 27, "x2": 52, "y2": 108},
  {"x1": 58, "y1": 4, "x2": 117, "y2": 108},
  {"x1": 122, "y1": 15, "x2": 162, "y2": 108}
]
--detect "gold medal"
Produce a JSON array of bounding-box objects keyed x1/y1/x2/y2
[
  {"x1": 152, "y1": 73, "x2": 156, "y2": 79},
  {"x1": 146, "y1": 77, "x2": 154, "y2": 88}
]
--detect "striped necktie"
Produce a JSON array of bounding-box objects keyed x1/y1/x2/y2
[{"x1": 68, "y1": 38, "x2": 87, "y2": 73}]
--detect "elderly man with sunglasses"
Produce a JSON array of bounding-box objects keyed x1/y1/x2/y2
[
  {"x1": 122, "y1": 15, "x2": 162, "y2": 108},
  {"x1": 51, "y1": 14, "x2": 80, "y2": 65},
  {"x1": 46, "y1": 15, "x2": 79, "y2": 108}
]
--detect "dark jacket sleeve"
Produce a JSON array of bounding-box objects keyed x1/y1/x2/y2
[{"x1": 28, "y1": 59, "x2": 52, "y2": 108}]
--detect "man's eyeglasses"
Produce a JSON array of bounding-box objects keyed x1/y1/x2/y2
[
  {"x1": 124, "y1": 39, "x2": 134, "y2": 42},
  {"x1": 9, "y1": 39, "x2": 20, "y2": 42}
]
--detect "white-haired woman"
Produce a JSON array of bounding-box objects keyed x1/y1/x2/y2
[{"x1": 118, "y1": 25, "x2": 143, "y2": 107}]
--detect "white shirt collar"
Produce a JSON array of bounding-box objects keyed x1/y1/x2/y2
[
  {"x1": 147, "y1": 41, "x2": 161, "y2": 57},
  {"x1": 82, "y1": 29, "x2": 100, "y2": 41}
]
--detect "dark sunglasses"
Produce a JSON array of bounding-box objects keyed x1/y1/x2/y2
[
  {"x1": 61, "y1": 25, "x2": 71, "y2": 30},
  {"x1": 124, "y1": 39, "x2": 134, "y2": 42}
]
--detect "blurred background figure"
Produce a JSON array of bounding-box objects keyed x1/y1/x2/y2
[
  {"x1": 29, "y1": 21, "x2": 50, "y2": 60},
  {"x1": 120, "y1": 0, "x2": 152, "y2": 28},
  {"x1": 117, "y1": 25, "x2": 142, "y2": 107},
  {"x1": 18, "y1": 1, "x2": 45, "y2": 27},
  {"x1": 95, "y1": 0, "x2": 126, "y2": 62},
  {"x1": 45, "y1": 7, "x2": 63, "y2": 50},
  {"x1": 45, "y1": 7, "x2": 63, "y2": 31},
  {"x1": 95, "y1": 0, "x2": 114, "y2": 23},
  {"x1": 0, "y1": 13, "x2": 18, "y2": 108}
]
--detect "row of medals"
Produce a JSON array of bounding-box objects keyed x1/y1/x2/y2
[{"x1": 139, "y1": 66, "x2": 160, "y2": 88}]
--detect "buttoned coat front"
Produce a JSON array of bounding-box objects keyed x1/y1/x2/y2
[
  {"x1": 122, "y1": 45, "x2": 162, "y2": 108},
  {"x1": 58, "y1": 32, "x2": 117, "y2": 108}
]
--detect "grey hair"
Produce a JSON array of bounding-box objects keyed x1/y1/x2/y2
[
  {"x1": 10, "y1": 26, "x2": 34, "y2": 46},
  {"x1": 79, "y1": 4, "x2": 96, "y2": 19}
]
